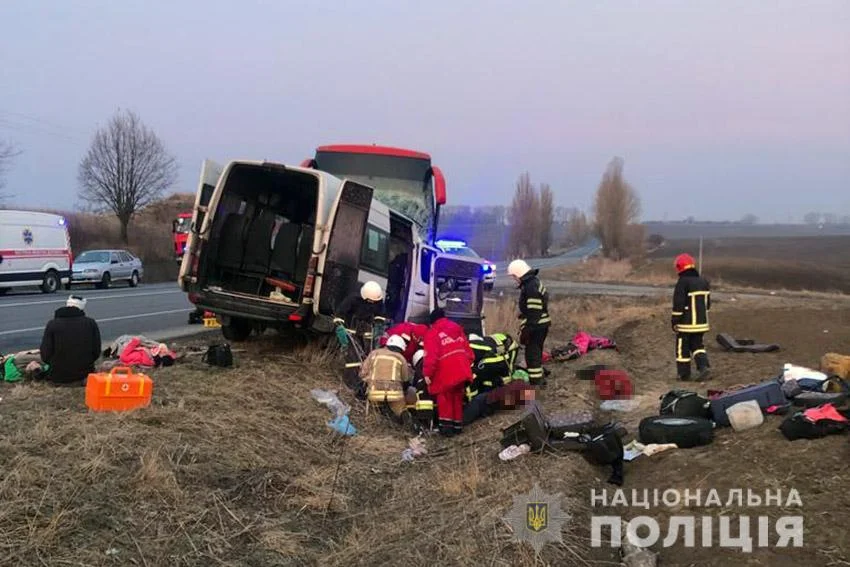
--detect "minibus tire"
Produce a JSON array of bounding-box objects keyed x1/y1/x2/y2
[
  {"x1": 41, "y1": 270, "x2": 60, "y2": 294},
  {"x1": 222, "y1": 318, "x2": 252, "y2": 342}
]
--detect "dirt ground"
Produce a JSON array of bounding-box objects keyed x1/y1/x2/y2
[
  {"x1": 1, "y1": 294, "x2": 849, "y2": 566},
  {"x1": 546, "y1": 235, "x2": 850, "y2": 295}
]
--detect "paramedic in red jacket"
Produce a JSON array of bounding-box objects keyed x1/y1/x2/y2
[
  {"x1": 383, "y1": 321, "x2": 429, "y2": 363},
  {"x1": 422, "y1": 308, "x2": 474, "y2": 436}
]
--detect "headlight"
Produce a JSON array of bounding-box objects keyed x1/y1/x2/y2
[{"x1": 84, "y1": 269, "x2": 99, "y2": 274}]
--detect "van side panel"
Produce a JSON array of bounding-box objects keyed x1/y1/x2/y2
[{"x1": 0, "y1": 211, "x2": 71, "y2": 288}]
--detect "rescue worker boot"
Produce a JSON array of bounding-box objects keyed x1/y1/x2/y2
[{"x1": 694, "y1": 352, "x2": 711, "y2": 381}]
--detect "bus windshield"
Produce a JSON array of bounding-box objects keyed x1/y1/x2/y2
[{"x1": 314, "y1": 151, "x2": 435, "y2": 235}]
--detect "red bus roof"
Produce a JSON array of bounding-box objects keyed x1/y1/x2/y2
[{"x1": 316, "y1": 144, "x2": 431, "y2": 161}]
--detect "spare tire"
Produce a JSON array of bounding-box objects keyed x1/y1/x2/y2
[
  {"x1": 639, "y1": 416, "x2": 714, "y2": 448},
  {"x1": 576, "y1": 364, "x2": 609, "y2": 381}
]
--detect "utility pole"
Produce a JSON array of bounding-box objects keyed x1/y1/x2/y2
[{"x1": 698, "y1": 235, "x2": 704, "y2": 273}]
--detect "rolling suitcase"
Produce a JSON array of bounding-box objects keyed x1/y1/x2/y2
[
  {"x1": 499, "y1": 401, "x2": 550, "y2": 451},
  {"x1": 709, "y1": 380, "x2": 785, "y2": 426}
]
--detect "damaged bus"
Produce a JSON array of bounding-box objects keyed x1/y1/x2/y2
[{"x1": 178, "y1": 158, "x2": 485, "y2": 341}]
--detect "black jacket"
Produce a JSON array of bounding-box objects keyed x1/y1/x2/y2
[
  {"x1": 672, "y1": 268, "x2": 711, "y2": 333},
  {"x1": 334, "y1": 292, "x2": 387, "y2": 330},
  {"x1": 40, "y1": 307, "x2": 102, "y2": 384},
  {"x1": 518, "y1": 270, "x2": 550, "y2": 329}
]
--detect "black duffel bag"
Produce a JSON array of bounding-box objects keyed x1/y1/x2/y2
[{"x1": 203, "y1": 343, "x2": 233, "y2": 368}]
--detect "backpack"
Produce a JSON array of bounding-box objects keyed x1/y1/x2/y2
[
  {"x1": 659, "y1": 390, "x2": 712, "y2": 419},
  {"x1": 203, "y1": 343, "x2": 233, "y2": 368},
  {"x1": 779, "y1": 405, "x2": 850, "y2": 440}
]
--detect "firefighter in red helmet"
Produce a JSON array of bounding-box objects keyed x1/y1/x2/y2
[{"x1": 672, "y1": 253, "x2": 711, "y2": 380}]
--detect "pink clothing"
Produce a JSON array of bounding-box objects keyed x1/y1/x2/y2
[{"x1": 119, "y1": 337, "x2": 175, "y2": 367}]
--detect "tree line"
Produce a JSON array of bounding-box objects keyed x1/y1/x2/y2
[{"x1": 4, "y1": 109, "x2": 645, "y2": 260}]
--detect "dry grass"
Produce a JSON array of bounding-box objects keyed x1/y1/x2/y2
[
  {"x1": 5, "y1": 295, "x2": 848, "y2": 565},
  {"x1": 542, "y1": 257, "x2": 674, "y2": 288},
  {"x1": 1, "y1": 317, "x2": 640, "y2": 567}
]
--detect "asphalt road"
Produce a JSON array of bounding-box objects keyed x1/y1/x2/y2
[
  {"x1": 0, "y1": 282, "x2": 201, "y2": 353},
  {"x1": 4, "y1": 238, "x2": 757, "y2": 353},
  {"x1": 492, "y1": 239, "x2": 602, "y2": 287},
  {"x1": 0, "y1": 240, "x2": 610, "y2": 352}
]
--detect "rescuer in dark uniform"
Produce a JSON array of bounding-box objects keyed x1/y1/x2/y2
[
  {"x1": 508, "y1": 259, "x2": 550, "y2": 386},
  {"x1": 671, "y1": 254, "x2": 711, "y2": 381},
  {"x1": 334, "y1": 281, "x2": 387, "y2": 391}
]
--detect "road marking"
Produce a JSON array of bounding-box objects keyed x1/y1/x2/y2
[
  {"x1": 0, "y1": 308, "x2": 193, "y2": 336},
  {"x1": 0, "y1": 289, "x2": 183, "y2": 309}
]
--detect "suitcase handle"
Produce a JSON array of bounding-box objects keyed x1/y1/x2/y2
[{"x1": 109, "y1": 366, "x2": 133, "y2": 376}]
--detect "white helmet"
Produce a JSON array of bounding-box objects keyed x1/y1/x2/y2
[
  {"x1": 508, "y1": 259, "x2": 531, "y2": 279},
  {"x1": 412, "y1": 349, "x2": 425, "y2": 367},
  {"x1": 360, "y1": 281, "x2": 384, "y2": 302},
  {"x1": 468, "y1": 333, "x2": 483, "y2": 342},
  {"x1": 386, "y1": 335, "x2": 407, "y2": 352}
]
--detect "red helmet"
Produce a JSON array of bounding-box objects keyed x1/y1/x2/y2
[{"x1": 675, "y1": 254, "x2": 696, "y2": 273}]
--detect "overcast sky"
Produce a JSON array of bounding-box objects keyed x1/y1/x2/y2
[{"x1": 1, "y1": 0, "x2": 848, "y2": 222}]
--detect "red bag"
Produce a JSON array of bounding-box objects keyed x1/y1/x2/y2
[{"x1": 594, "y1": 370, "x2": 633, "y2": 400}]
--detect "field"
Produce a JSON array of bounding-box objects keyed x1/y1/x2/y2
[
  {"x1": 2, "y1": 293, "x2": 850, "y2": 566},
  {"x1": 545, "y1": 235, "x2": 850, "y2": 294}
]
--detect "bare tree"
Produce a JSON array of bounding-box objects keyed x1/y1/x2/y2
[
  {"x1": 593, "y1": 157, "x2": 642, "y2": 260},
  {"x1": 78, "y1": 110, "x2": 178, "y2": 242},
  {"x1": 566, "y1": 210, "x2": 591, "y2": 245},
  {"x1": 507, "y1": 172, "x2": 540, "y2": 258},
  {"x1": 0, "y1": 141, "x2": 22, "y2": 202},
  {"x1": 740, "y1": 213, "x2": 758, "y2": 225},
  {"x1": 823, "y1": 213, "x2": 837, "y2": 225},
  {"x1": 539, "y1": 183, "x2": 554, "y2": 256}
]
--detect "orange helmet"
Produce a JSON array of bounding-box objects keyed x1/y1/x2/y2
[{"x1": 675, "y1": 254, "x2": 696, "y2": 273}]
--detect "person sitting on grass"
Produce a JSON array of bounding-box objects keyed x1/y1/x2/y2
[{"x1": 39, "y1": 296, "x2": 102, "y2": 386}]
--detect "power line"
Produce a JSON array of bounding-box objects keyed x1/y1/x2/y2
[{"x1": 0, "y1": 116, "x2": 86, "y2": 145}]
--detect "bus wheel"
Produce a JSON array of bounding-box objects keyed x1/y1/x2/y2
[
  {"x1": 41, "y1": 270, "x2": 60, "y2": 294},
  {"x1": 222, "y1": 318, "x2": 252, "y2": 342}
]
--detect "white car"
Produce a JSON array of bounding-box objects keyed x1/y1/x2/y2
[
  {"x1": 70, "y1": 249, "x2": 144, "y2": 289},
  {"x1": 435, "y1": 240, "x2": 496, "y2": 290}
]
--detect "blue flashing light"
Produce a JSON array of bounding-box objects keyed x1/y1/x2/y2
[
  {"x1": 436, "y1": 238, "x2": 467, "y2": 249},
  {"x1": 58, "y1": 217, "x2": 66, "y2": 226},
  {"x1": 482, "y1": 264, "x2": 494, "y2": 273}
]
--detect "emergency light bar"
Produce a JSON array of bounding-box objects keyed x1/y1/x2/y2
[{"x1": 436, "y1": 239, "x2": 467, "y2": 249}]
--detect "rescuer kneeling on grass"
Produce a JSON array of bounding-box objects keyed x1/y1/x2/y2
[
  {"x1": 672, "y1": 253, "x2": 712, "y2": 381},
  {"x1": 39, "y1": 296, "x2": 101, "y2": 386},
  {"x1": 359, "y1": 334, "x2": 412, "y2": 425},
  {"x1": 422, "y1": 308, "x2": 474, "y2": 436},
  {"x1": 508, "y1": 259, "x2": 551, "y2": 386}
]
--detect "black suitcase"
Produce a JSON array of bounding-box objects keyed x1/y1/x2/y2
[
  {"x1": 500, "y1": 401, "x2": 550, "y2": 450},
  {"x1": 548, "y1": 410, "x2": 595, "y2": 439}
]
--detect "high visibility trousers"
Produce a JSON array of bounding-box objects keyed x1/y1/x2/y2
[
  {"x1": 435, "y1": 386, "x2": 464, "y2": 435},
  {"x1": 676, "y1": 332, "x2": 709, "y2": 378},
  {"x1": 524, "y1": 325, "x2": 549, "y2": 384}
]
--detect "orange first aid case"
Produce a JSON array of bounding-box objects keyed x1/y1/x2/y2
[{"x1": 85, "y1": 367, "x2": 153, "y2": 412}]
